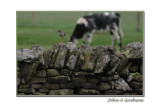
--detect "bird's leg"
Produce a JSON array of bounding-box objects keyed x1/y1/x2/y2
[{"x1": 60, "y1": 37, "x2": 64, "y2": 44}]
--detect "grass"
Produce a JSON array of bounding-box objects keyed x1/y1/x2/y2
[{"x1": 17, "y1": 11, "x2": 144, "y2": 50}]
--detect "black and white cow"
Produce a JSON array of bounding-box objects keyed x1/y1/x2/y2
[{"x1": 69, "y1": 12, "x2": 124, "y2": 48}]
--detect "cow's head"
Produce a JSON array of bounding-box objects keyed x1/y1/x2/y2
[{"x1": 69, "y1": 35, "x2": 78, "y2": 45}]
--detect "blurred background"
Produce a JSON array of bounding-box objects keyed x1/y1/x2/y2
[{"x1": 16, "y1": 11, "x2": 144, "y2": 50}]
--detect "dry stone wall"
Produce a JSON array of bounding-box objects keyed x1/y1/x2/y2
[{"x1": 17, "y1": 42, "x2": 143, "y2": 96}]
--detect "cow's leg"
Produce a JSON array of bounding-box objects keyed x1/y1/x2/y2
[
  {"x1": 110, "y1": 23, "x2": 122, "y2": 48},
  {"x1": 110, "y1": 30, "x2": 116, "y2": 48},
  {"x1": 87, "y1": 33, "x2": 93, "y2": 46}
]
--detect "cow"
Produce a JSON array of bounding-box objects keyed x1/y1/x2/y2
[{"x1": 69, "y1": 12, "x2": 124, "y2": 48}]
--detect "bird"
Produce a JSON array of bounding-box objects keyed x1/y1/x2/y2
[{"x1": 58, "y1": 30, "x2": 66, "y2": 44}]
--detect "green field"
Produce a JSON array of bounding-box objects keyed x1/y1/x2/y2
[{"x1": 17, "y1": 11, "x2": 144, "y2": 50}]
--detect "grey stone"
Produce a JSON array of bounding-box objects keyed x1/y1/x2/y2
[
  {"x1": 18, "y1": 61, "x2": 39, "y2": 82},
  {"x1": 129, "y1": 82, "x2": 143, "y2": 89},
  {"x1": 18, "y1": 88, "x2": 35, "y2": 94},
  {"x1": 75, "y1": 45, "x2": 86, "y2": 70},
  {"x1": 49, "y1": 44, "x2": 60, "y2": 68},
  {"x1": 19, "y1": 85, "x2": 30, "y2": 89},
  {"x1": 109, "y1": 81, "x2": 114, "y2": 89},
  {"x1": 104, "y1": 90, "x2": 124, "y2": 95},
  {"x1": 121, "y1": 42, "x2": 143, "y2": 59},
  {"x1": 33, "y1": 92, "x2": 46, "y2": 95},
  {"x1": 98, "y1": 83, "x2": 111, "y2": 90},
  {"x1": 45, "y1": 84, "x2": 59, "y2": 89},
  {"x1": 47, "y1": 69, "x2": 60, "y2": 77},
  {"x1": 113, "y1": 74, "x2": 120, "y2": 80},
  {"x1": 119, "y1": 63, "x2": 132, "y2": 77},
  {"x1": 81, "y1": 47, "x2": 92, "y2": 71},
  {"x1": 27, "y1": 78, "x2": 46, "y2": 84},
  {"x1": 87, "y1": 78, "x2": 99, "y2": 84},
  {"x1": 127, "y1": 75, "x2": 134, "y2": 83},
  {"x1": 81, "y1": 83, "x2": 96, "y2": 89},
  {"x1": 101, "y1": 77, "x2": 113, "y2": 82},
  {"x1": 59, "y1": 83, "x2": 74, "y2": 89},
  {"x1": 88, "y1": 49, "x2": 97, "y2": 71},
  {"x1": 17, "y1": 49, "x2": 39, "y2": 63},
  {"x1": 73, "y1": 72, "x2": 94, "y2": 77},
  {"x1": 133, "y1": 73, "x2": 143, "y2": 82},
  {"x1": 35, "y1": 70, "x2": 46, "y2": 77},
  {"x1": 54, "y1": 44, "x2": 68, "y2": 68},
  {"x1": 48, "y1": 76, "x2": 70, "y2": 84},
  {"x1": 38, "y1": 89, "x2": 49, "y2": 93},
  {"x1": 42, "y1": 50, "x2": 53, "y2": 69},
  {"x1": 129, "y1": 65, "x2": 139, "y2": 73},
  {"x1": 72, "y1": 78, "x2": 87, "y2": 83},
  {"x1": 30, "y1": 44, "x2": 44, "y2": 65},
  {"x1": 106, "y1": 63, "x2": 119, "y2": 76},
  {"x1": 114, "y1": 78, "x2": 132, "y2": 91},
  {"x1": 49, "y1": 89, "x2": 74, "y2": 95},
  {"x1": 31, "y1": 84, "x2": 41, "y2": 89},
  {"x1": 78, "y1": 89, "x2": 99, "y2": 95},
  {"x1": 60, "y1": 69, "x2": 73, "y2": 76},
  {"x1": 65, "y1": 43, "x2": 79, "y2": 70}
]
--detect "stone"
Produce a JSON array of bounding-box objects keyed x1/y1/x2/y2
[
  {"x1": 94, "y1": 52, "x2": 110, "y2": 73},
  {"x1": 75, "y1": 45, "x2": 86, "y2": 70},
  {"x1": 72, "y1": 78, "x2": 87, "y2": 83},
  {"x1": 35, "y1": 70, "x2": 46, "y2": 77},
  {"x1": 60, "y1": 69, "x2": 73, "y2": 76},
  {"x1": 33, "y1": 92, "x2": 46, "y2": 95},
  {"x1": 114, "y1": 78, "x2": 132, "y2": 91},
  {"x1": 54, "y1": 44, "x2": 68, "y2": 68},
  {"x1": 65, "y1": 43, "x2": 79, "y2": 70},
  {"x1": 101, "y1": 77, "x2": 113, "y2": 82},
  {"x1": 106, "y1": 63, "x2": 119, "y2": 76},
  {"x1": 42, "y1": 50, "x2": 53, "y2": 69},
  {"x1": 59, "y1": 83, "x2": 74, "y2": 89},
  {"x1": 73, "y1": 72, "x2": 94, "y2": 77},
  {"x1": 129, "y1": 82, "x2": 143, "y2": 89},
  {"x1": 81, "y1": 83, "x2": 96, "y2": 89},
  {"x1": 119, "y1": 63, "x2": 132, "y2": 77},
  {"x1": 104, "y1": 90, "x2": 124, "y2": 95},
  {"x1": 27, "y1": 78, "x2": 46, "y2": 84},
  {"x1": 140, "y1": 63, "x2": 143, "y2": 75},
  {"x1": 17, "y1": 93, "x2": 25, "y2": 95},
  {"x1": 127, "y1": 75, "x2": 134, "y2": 83},
  {"x1": 38, "y1": 89, "x2": 49, "y2": 93},
  {"x1": 114, "y1": 51, "x2": 128, "y2": 73},
  {"x1": 88, "y1": 49, "x2": 97, "y2": 71},
  {"x1": 121, "y1": 42, "x2": 143, "y2": 59},
  {"x1": 47, "y1": 76, "x2": 70, "y2": 84},
  {"x1": 45, "y1": 84, "x2": 59, "y2": 89},
  {"x1": 78, "y1": 89, "x2": 99, "y2": 95},
  {"x1": 113, "y1": 74, "x2": 120, "y2": 80},
  {"x1": 30, "y1": 44, "x2": 44, "y2": 65},
  {"x1": 49, "y1": 89, "x2": 74, "y2": 95},
  {"x1": 17, "y1": 49, "x2": 39, "y2": 63},
  {"x1": 18, "y1": 61, "x2": 39, "y2": 82},
  {"x1": 109, "y1": 55, "x2": 119, "y2": 68},
  {"x1": 49, "y1": 44, "x2": 60, "y2": 68},
  {"x1": 18, "y1": 88, "x2": 35, "y2": 94},
  {"x1": 19, "y1": 85, "x2": 30, "y2": 89},
  {"x1": 31, "y1": 84, "x2": 41, "y2": 89},
  {"x1": 47, "y1": 69, "x2": 60, "y2": 77},
  {"x1": 87, "y1": 78, "x2": 99, "y2": 84},
  {"x1": 81, "y1": 47, "x2": 92, "y2": 71},
  {"x1": 129, "y1": 65, "x2": 139, "y2": 73},
  {"x1": 134, "y1": 89, "x2": 143, "y2": 95},
  {"x1": 109, "y1": 81, "x2": 114, "y2": 89},
  {"x1": 98, "y1": 83, "x2": 111, "y2": 90},
  {"x1": 133, "y1": 73, "x2": 143, "y2": 82}
]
